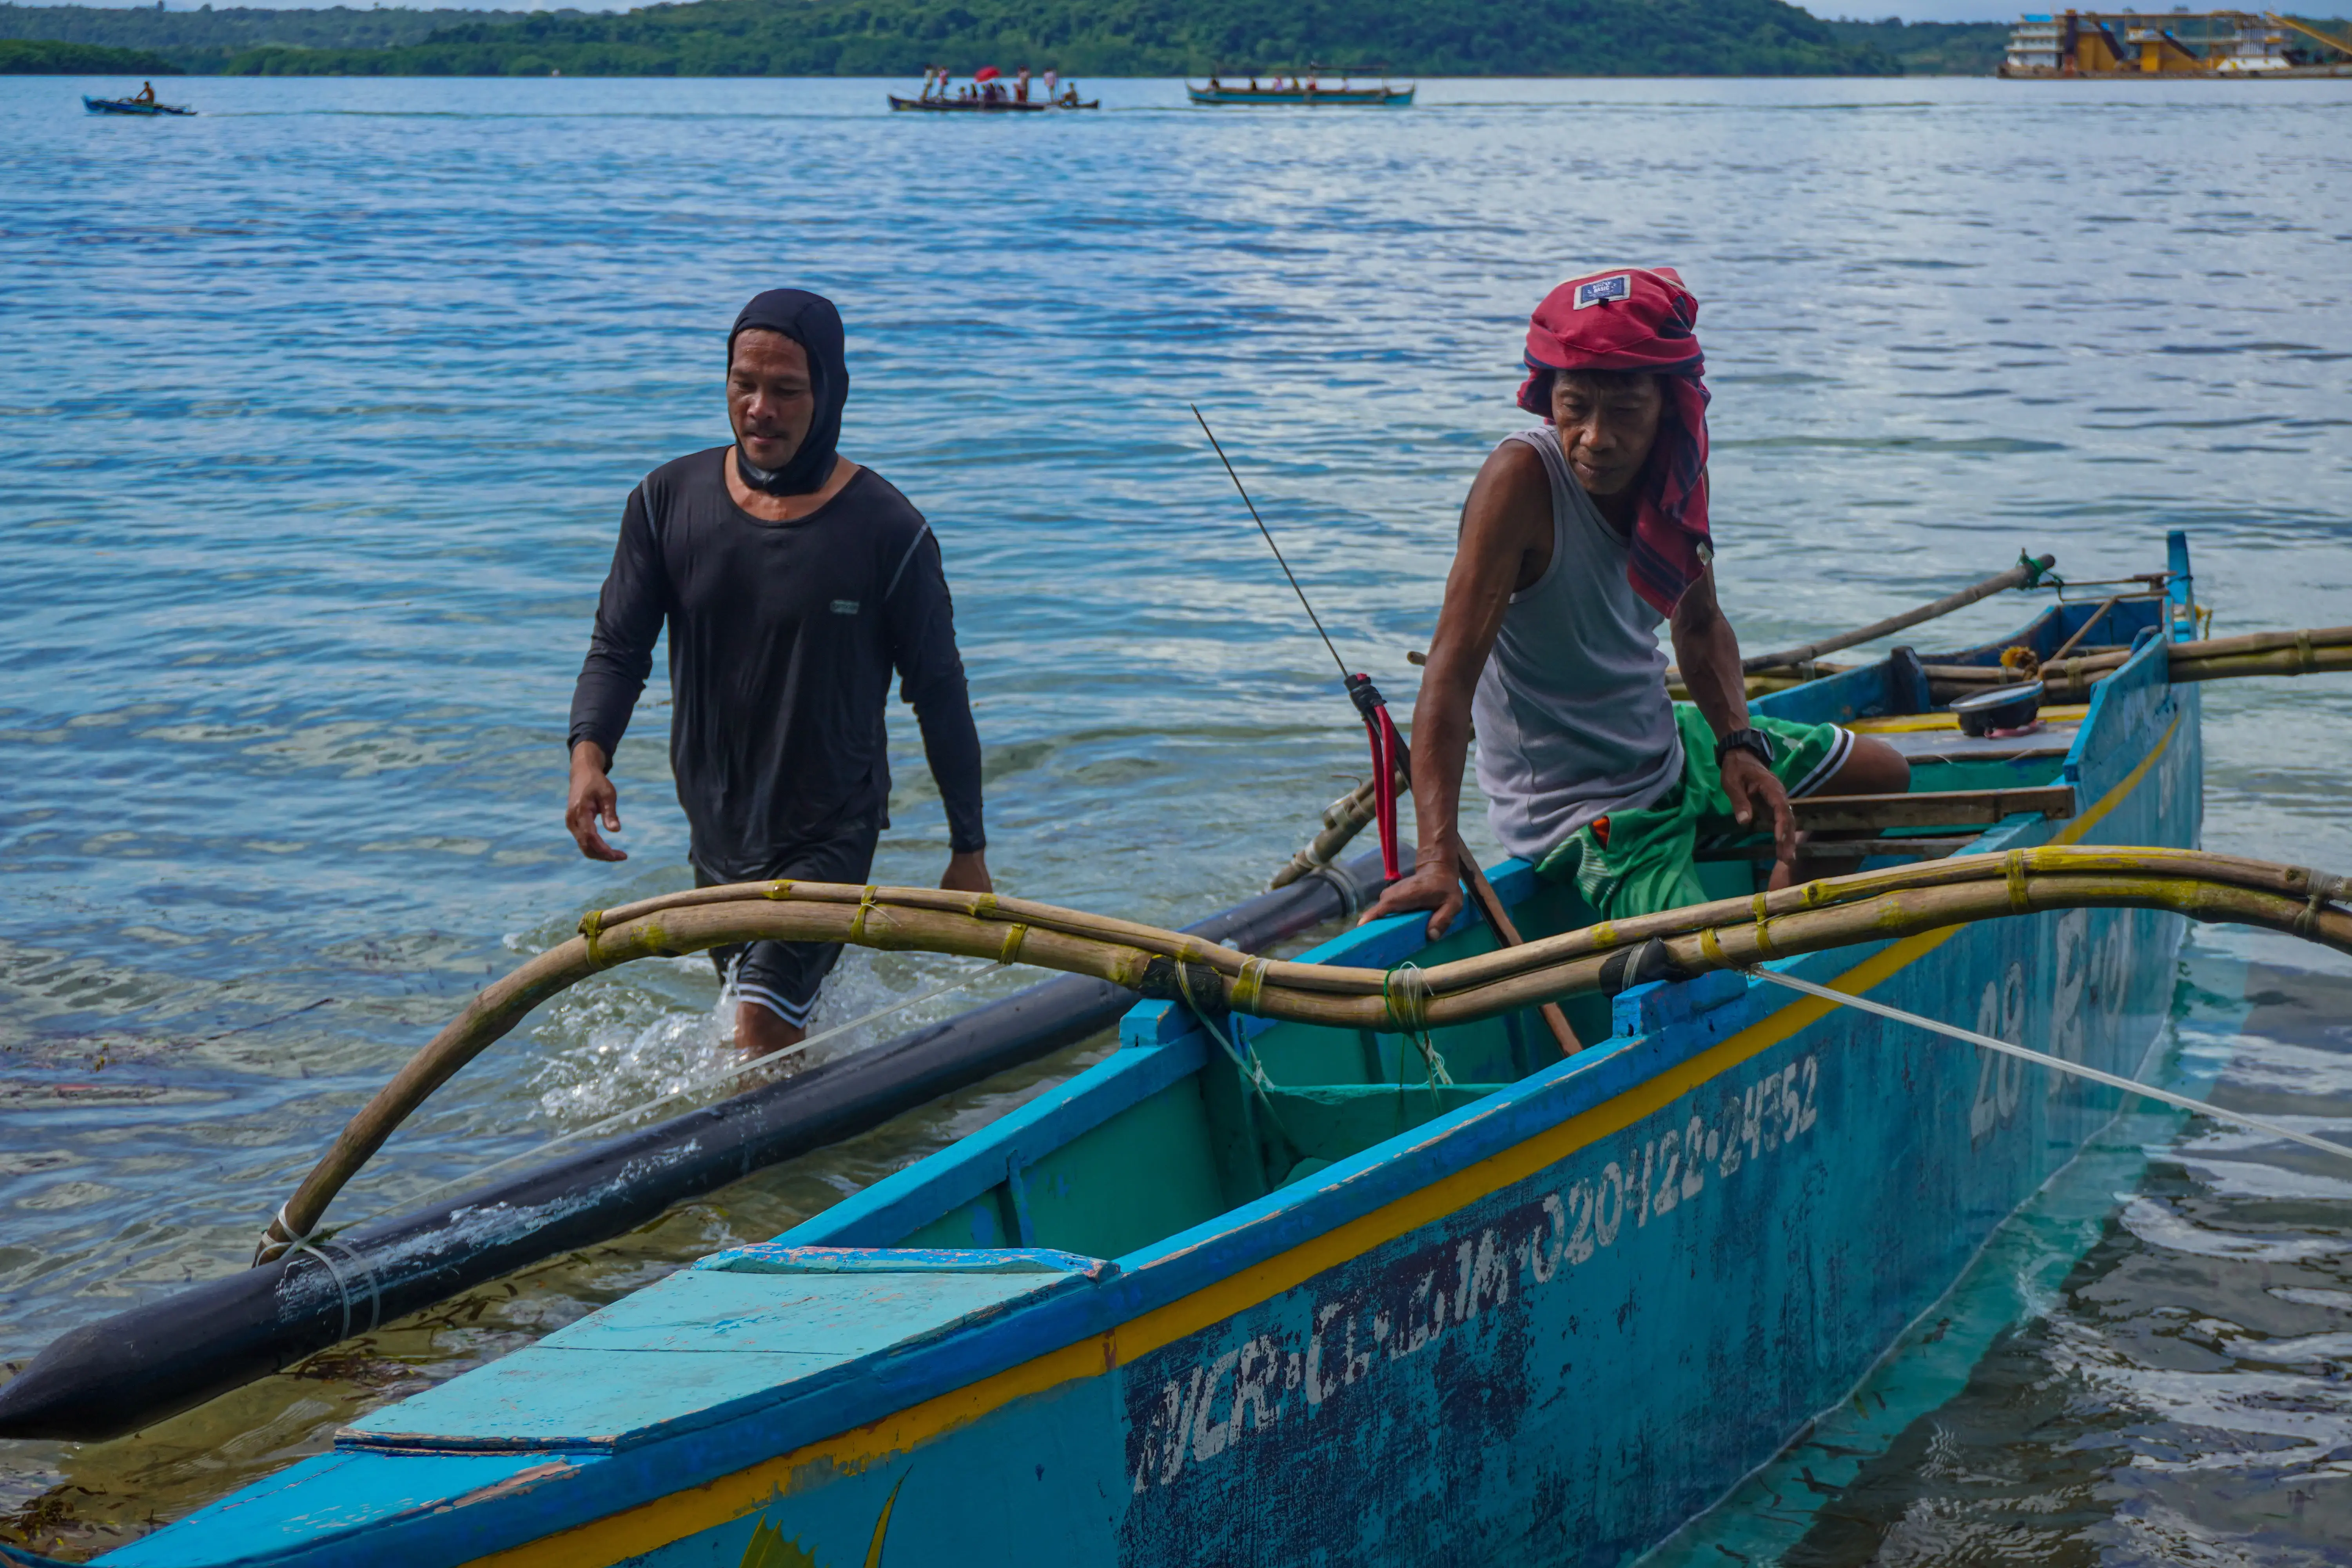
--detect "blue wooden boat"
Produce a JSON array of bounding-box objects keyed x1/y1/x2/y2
[
  {"x1": 82, "y1": 95, "x2": 194, "y2": 117},
  {"x1": 79, "y1": 539, "x2": 2206, "y2": 1568}
]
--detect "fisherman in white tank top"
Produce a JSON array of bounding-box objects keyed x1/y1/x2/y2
[{"x1": 1364, "y1": 268, "x2": 1908, "y2": 937}]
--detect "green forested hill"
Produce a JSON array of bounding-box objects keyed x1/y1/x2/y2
[
  {"x1": 1820, "y1": 18, "x2": 2012, "y2": 75},
  {"x1": 234, "y1": 0, "x2": 1900, "y2": 77},
  {"x1": 0, "y1": 3, "x2": 538, "y2": 71},
  {"x1": 16, "y1": 0, "x2": 1900, "y2": 78},
  {"x1": 0, "y1": 0, "x2": 2057, "y2": 79},
  {"x1": 15, "y1": 2, "x2": 2345, "y2": 78},
  {"x1": 0, "y1": 34, "x2": 180, "y2": 71}
]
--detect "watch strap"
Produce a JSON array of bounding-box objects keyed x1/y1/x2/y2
[{"x1": 1716, "y1": 727, "x2": 1776, "y2": 769}]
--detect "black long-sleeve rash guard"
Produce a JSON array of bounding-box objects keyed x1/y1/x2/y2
[{"x1": 568, "y1": 448, "x2": 985, "y2": 881}]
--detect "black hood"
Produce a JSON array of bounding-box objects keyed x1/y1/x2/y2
[{"x1": 728, "y1": 288, "x2": 848, "y2": 497}]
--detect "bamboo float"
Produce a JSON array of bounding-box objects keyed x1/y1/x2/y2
[{"x1": 254, "y1": 846, "x2": 2352, "y2": 1262}]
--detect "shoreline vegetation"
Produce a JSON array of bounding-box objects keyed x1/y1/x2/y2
[
  {"x1": 3, "y1": 0, "x2": 2021, "y2": 78},
  {"x1": 0, "y1": 35, "x2": 181, "y2": 72}
]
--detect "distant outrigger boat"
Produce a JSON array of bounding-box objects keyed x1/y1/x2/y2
[
  {"x1": 87, "y1": 539, "x2": 2240, "y2": 1566},
  {"x1": 1187, "y1": 66, "x2": 1415, "y2": 105},
  {"x1": 888, "y1": 94, "x2": 1099, "y2": 113},
  {"x1": 891, "y1": 65, "x2": 1097, "y2": 112}
]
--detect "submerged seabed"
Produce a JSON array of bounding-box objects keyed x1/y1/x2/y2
[{"x1": 2, "y1": 75, "x2": 2350, "y2": 1562}]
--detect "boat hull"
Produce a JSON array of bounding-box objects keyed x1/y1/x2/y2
[
  {"x1": 887, "y1": 95, "x2": 1098, "y2": 112},
  {"x1": 107, "y1": 544, "x2": 2209, "y2": 1568},
  {"x1": 1186, "y1": 85, "x2": 1414, "y2": 105},
  {"x1": 83, "y1": 96, "x2": 193, "y2": 116}
]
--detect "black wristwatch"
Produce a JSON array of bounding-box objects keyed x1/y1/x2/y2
[{"x1": 1716, "y1": 728, "x2": 1776, "y2": 770}]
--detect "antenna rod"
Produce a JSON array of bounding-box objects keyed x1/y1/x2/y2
[
  {"x1": 1186, "y1": 403, "x2": 1581, "y2": 1055},
  {"x1": 1192, "y1": 403, "x2": 1352, "y2": 682}
]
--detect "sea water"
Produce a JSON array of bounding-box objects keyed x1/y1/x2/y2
[{"x1": 2, "y1": 73, "x2": 2349, "y2": 1561}]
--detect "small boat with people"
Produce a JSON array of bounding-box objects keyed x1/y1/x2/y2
[
  {"x1": 889, "y1": 64, "x2": 1097, "y2": 112},
  {"x1": 48, "y1": 532, "x2": 2352, "y2": 1567},
  {"x1": 1187, "y1": 65, "x2": 1415, "y2": 105},
  {"x1": 83, "y1": 85, "x2": 194, "y2": 116}
]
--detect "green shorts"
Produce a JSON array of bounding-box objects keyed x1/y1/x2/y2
[{"x1": 1533, "y1": 703, "x2": 1853, "y2": 922}]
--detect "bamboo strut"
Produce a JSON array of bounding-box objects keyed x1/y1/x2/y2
[
  {"x1": 2046, "y1": 596, "x2": 2120, "y2": 663},
  {"x1": 1918, "y1": 628, "x2": 2352, "y2": 701},
  {"x1": 254, "y1": 846, "x2": 2352, "y2": 1262},
  {"x1": 1259, "y1": 745, "x2": 1576, "y2": 1047},
  {"x1": 1740, "y1": 554, "x2": 2058, "y2": 673},
  {"x1": 1692, "y1": 626, "x2": 2352, "y2": 702},
  {"x1": 1268, "y1": 769, "x2": 1408, "y2": 889}
]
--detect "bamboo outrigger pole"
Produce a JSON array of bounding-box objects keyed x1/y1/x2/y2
[
  {"x1": 1921, "y1": 624, "x2": 2352, "y2": 700},
  {"x1": 254, "y1": 845, "x2": 2352, "y2": 1263},
  {"x1": 1740, "y1": 552, "x2": 2058, "y2": 673}
]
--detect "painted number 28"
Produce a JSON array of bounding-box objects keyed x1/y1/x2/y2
[{"x1": 1968, "y1": 961, "x2": 2028, "y2": 1144}]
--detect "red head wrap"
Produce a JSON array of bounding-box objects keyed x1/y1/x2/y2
[{"x1": 1516, "y1": 267, "x2": 1711, "y2": 615}]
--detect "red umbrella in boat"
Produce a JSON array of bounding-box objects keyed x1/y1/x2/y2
[{"x1": 973, "y1": 65, "x2": 1001, "y2": 82}]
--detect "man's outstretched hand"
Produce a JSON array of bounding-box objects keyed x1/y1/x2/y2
[
  {"x1": 1720, "y1": 750, "x2": 1797, "y2": 883},
  {"x1": 566, "y1": 741, "x2": 627, "y2": 862},
  {"x1": 942, "y1": 849, "x2": 993, "y2": 895},
  {"x1": 1357, "y1": 854, "x2": 1465, "y2": 940}
]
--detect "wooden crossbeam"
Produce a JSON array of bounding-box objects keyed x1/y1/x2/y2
[
  {"x1": 1790, "y1": 786, "x2": 2075, "y2": 833},
  {"x1": 1699, "y1": 835, "x2": 1981, "y2": 863}
]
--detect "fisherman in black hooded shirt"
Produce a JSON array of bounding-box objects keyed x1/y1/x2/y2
[{"x1": 566, "y1": 290, "x2": 990, "y2": 1054}]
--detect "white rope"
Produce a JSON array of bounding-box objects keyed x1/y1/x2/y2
[
  {"x1": 270, "y1": 1200, "x2": 314, "y2": 1249},
  {"x1": 368, "y1": 965, "x2": 995, "y2": 1223},
  {"x1": 1746, "y1": 966, "x2": 2352, "y2": 1166},
  {"x1": 1189, "y1": 995, "x2": 1275, "y2": 1093},
  {"x1": 281, "y1": 1232, "x2": 382, "y2": 1340},
  {"x1": 1386, "y1": 962, "x2": 1453, "y2": 1089}
]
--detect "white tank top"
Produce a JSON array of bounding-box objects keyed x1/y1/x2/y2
[{"x1": 1471, "y1": 424, "x2": 1684, "y2": 862}]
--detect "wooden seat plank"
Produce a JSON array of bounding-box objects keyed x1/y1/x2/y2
[{"x1": 1791, "y1": 786, "x2": 2074, "y2": 832}]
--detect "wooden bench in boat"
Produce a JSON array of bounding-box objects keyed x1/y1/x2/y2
[
  {"x1": 1790, "y1": 784, "x2": 2075, "y2": 833},
  {"x1": 1701, "y1": 785, "x2": 2077, "y2": 862},
  {"x1": 1699, "y1": 835, "x2": 1983, "y2": 863}
]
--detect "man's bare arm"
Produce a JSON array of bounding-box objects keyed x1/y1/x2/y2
[
  {"x1": 1668, "y1": 568, "x2": 1797, "y2": 872},
  {"x1": 1358, "y1": 443, "x2": 1552, "y2": 938}
]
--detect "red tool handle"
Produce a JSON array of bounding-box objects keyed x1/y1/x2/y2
[{"x1": 1350, "y1": 676, "x2": 1406, "y2": 882}]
